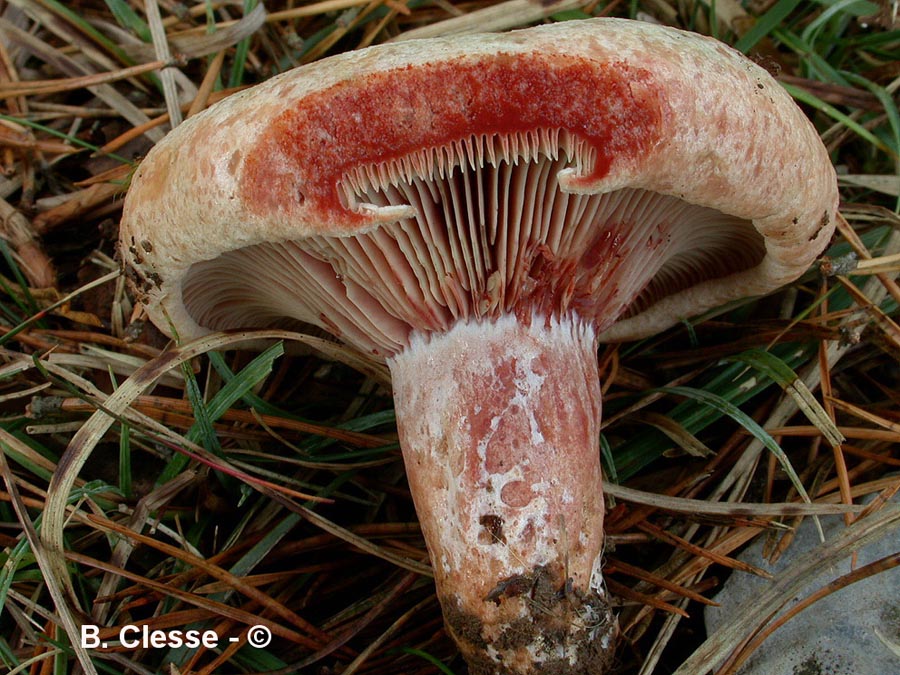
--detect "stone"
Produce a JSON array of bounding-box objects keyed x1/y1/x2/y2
[{"x1": 705, "y1": 497, "x2": 900, "y2": 675}]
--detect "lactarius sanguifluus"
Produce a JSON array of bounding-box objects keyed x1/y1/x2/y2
[{"x1": 120, "y1": 18, "x2": 838, "y2": 674}]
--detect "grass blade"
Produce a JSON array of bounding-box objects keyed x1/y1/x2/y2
[
  {"x1": 733, "y1": 0, "x2": 803, "y2": 53},
  {"x1": 658, "y1": 385, "x2": 813, "y2": 504},
  {"x1": 726, "y1": 349, "x2": 844, "y2": 447}
]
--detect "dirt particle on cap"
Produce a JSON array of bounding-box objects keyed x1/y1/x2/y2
[{"x1": 146, "y1": 271, "x2": 163, "y2": 289}]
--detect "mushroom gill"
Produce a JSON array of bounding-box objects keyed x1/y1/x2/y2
[{"x1": 182, "y1": 131, "x2": 765, "y2": 357}]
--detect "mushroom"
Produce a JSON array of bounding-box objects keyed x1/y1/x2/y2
[{"x1": 119, "y1": 18, "x2": 837, "y2": 674}]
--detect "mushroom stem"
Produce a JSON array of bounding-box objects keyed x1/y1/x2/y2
[{"x1": 389, "y1": 312, "x2": 615, "y2": 674}]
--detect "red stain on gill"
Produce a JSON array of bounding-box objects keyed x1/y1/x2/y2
[
  {"x1": 241, "y1": 53, "x2": 662, "y2": 224},
  {"x1": 516, "y1": 225, "x2": 629, "y2": 325}
]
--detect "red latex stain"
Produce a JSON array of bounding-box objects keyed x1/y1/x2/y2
[
  {"x1": 242, "y1": 53, "x2": 662, "y2": 224},
  {"x1": 464, "y1": 354, "x2": 539, "y2": 507},
  {"x1": 515, "y1": 229, "x2": 622, "y2": 323},
  {"x1": 466, "y1": 355, "x2": 525, "y2": 471},
  {"x1": 462, "y1": 347, "x2": 597, "y2": 510}
]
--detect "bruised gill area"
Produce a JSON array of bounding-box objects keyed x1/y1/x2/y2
[{"x1": 182, "y1": 130, "x2": 765, "y2": 358}]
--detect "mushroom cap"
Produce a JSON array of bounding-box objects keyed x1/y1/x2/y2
[{"x1": 120, "y1": 18, "x2": 837, "y2": 354}]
